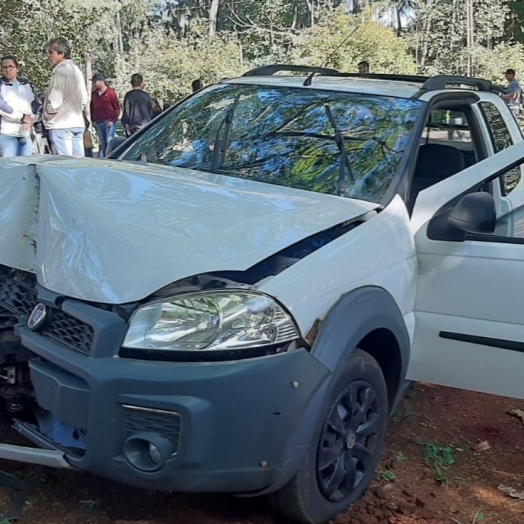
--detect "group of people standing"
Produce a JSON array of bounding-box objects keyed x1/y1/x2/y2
[
  {"x1": 0, "y1": 38, "x2": 89, "y2": 158},
  {"x1": 0, "y1": 36, "x2": 183, "y2": 160}
]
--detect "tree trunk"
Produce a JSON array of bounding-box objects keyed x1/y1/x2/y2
[
  {"x1": 209, "y1": 0, "x2": 220, "y2": 37},
  {"x1": 420, "y1": 0, "x2": 432, "y2": 68},
  {"x1": 113, "y1": 10, "x2": 124, "y2": 55},
  {"x1": 292, "y1": 0, "x2": 298, "y2": 29},
  {"x1": 305, "y1": 0, "x2": 315, "y2": 27}
]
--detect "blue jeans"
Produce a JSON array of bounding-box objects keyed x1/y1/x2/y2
[
  {"x1": 0, "y1": 134, "x2": 33, "y2": 157},
  {"x1": 95, "y1": 121, "x2": 117, "y2": 158},
  {"x1": 48, "y1": 128, "x2": 85, "y2": 157}
]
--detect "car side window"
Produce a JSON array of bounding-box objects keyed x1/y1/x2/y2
[
  {"x1": 420, "y1": 109, "x2": 477, "y2": 169},
  {"x1": 480, "y1": 101, "x2": 520, "y2": 195},
  {"x1": 422, "y1": 109, "x2": 472, "y2": 145}
]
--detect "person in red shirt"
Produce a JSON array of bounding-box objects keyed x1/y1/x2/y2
[{"x1": 90, "y1": 73, "x2": 120, "y2": 158}]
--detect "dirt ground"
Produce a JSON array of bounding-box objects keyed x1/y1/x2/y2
[{"x1": 0, "y1": 383, "x2": 523, "y2": 524}]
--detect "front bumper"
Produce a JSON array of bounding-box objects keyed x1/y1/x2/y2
[{"x1": 13, "y1": 297, "x2": 329, "y2": 493}]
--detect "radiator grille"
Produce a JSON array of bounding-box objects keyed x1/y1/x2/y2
[{"x1": 0, "y1": 268, "x2": 94, "y2": 355}]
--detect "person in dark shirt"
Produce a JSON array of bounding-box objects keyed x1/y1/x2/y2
[
  {"x1": 358, "y1": 60, "x2": 370, "y2": 74},
  {"x1": 121, "y1": 73, "x2": 152, "y2": 137},
  {"x1": 33, "y1": 93, "x2": 48, "y2": 155},
  {"x1": 151, "y1": 97, "x2": 162, "y2": 118},
  {"x1": 192, "y1": 79, "x2": 204, "y2": 93}
]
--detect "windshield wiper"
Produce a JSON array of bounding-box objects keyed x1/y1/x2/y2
[
  {"x1": 210, "y1": 93, "x2": 241, "y2": 173},
  {"x1": 323, "y1": 104, "x2": 355, "y2": 196}
]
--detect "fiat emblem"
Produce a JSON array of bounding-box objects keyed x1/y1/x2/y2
[{"x1": 27, "y1": 303, "x2": 48, "y2": 331}]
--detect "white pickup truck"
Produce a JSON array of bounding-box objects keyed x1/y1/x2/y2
[{"x1": 0, "y1": 66, "x2": 524, "y2": 524}]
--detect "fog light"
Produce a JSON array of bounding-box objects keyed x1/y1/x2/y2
[
  {"x1": 123, "y1": 432, "x2": 176, "y2": 472},
  {"x1": 148, "y1": 443, "x2": 162, "y2": 465}
]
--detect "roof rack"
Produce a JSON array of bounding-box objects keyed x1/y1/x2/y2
[
  {"x1": 339, "y1": 73, "x2": 430, "y2": 84},
  {"x1": 240, "y1": 65, "x2": 509, "y2": 96},
  {"x1": 419, "y1": 75, "x2": 507, "y2": 94},
  {"x1": 243, "y1": 64, "x2": 340, "y2": 77}
]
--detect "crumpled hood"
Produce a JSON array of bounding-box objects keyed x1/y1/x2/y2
[{"x1": 0, "y1": 156, "x2": 377, "y2": 303}]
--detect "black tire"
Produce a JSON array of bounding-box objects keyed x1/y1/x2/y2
[{"x1": 269, "y1": 350, "x2": 388, "y2": 524}]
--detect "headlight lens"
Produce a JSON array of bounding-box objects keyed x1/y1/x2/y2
[{"x1": 123, "y1": 291, "x2": 299, "y2": 352}]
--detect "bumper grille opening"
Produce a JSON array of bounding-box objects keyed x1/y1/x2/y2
[{"x1": 124, "y1": 405, "x2": 181, "y2": 454}]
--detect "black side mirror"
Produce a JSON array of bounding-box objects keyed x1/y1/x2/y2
[
  {"x1": 448, "y1": 192, "x2": 496, "y2": 234},
  {"x1": 107, "y1": 136, "x2": 128, "y2": 157}
]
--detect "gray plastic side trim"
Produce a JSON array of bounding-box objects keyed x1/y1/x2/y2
[
  {"x1": 311, "y1": 286, "x2": 410, "y2": 373},
  {"x1": 256, "y1": 286, "x2": 411, "y2": 495},
  {"x1": 0, "y1": 443, "x2": 72, "y2": 469}
]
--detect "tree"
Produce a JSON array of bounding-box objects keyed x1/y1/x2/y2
[
  {"x1": 292, "y1": 6, "x2": 418, "y2": 73},
  {"x1": 409, "y1": 0, "x2": 512, "y2": 75},
  {"x1": 506, "y1": 0, "x2": 524, "y2": 44},
  {"x1": 0, "y1": 0, "x2": 519, "y2": 110},
  {"x1": 375, "y1": 0, "x2": 418, "y2": 36},
  {"x1": 112, "y1": 23, "x2": 244, "y2": 103}
]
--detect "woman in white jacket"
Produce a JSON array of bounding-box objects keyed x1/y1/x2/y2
[{"x1": 0, "y1": 55, "x2": 36, "y2": 157}]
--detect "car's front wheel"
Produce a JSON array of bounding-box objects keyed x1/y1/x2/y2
[{"x1": 269, "y1": 349, "x2": 388, "y2": 524}]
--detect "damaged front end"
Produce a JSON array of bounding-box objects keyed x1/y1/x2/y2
[
  {"x1": 0, "y1": 264, "x2": 129, "y2": 460},
  {"x1": 0, "y1": 265, "x2": 331, "y2": 492},
  {"x1": 0, "y1": 156, "x2": 375, "y2": 490}
]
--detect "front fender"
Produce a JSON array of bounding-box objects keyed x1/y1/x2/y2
[
  {"x1": 257, "y1": 286, "x2": 410, "y2": 495},
  {"x1": 311, "y1": 285, "x2": 410, "y2": 375}
]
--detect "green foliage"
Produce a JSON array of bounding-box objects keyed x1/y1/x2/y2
[
  {"x1": 412, "y1": 0, "x2": 513, "y2": 77},
  {"x1": 1, "y1": 0, "x2": 111, "y2": 89},
  {"x1": 291, "y1": 7, "x2": 417, "y2": 74},
  {"x1": 223, "y1": 0, "x2": 297, "y2": 60},
  {"x1": 507, "y1": 0, "x2": 524, "y2": 42},
  {"x1": 0, "y1": 0, "x2": 156, "y2": 90},
  {"x1": 0, "y1": 0, "x2": 521, "y2": 107},
  {"x1": 112, "y1": 24, "x2": 244, "y2": 103},
  {"x1": 420, "y1": 440, "x2": 456, "y2": 484},
  {"x1": 471, "y1": 42, "x2": 524, "y2": 83},
  {"x1": 381, "y1": 469, "x2": 397, "y2": 481}
]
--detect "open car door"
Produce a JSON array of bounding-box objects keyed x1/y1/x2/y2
[{"x1": 408, "y1": 142, "x2": 524, "y2": 400}]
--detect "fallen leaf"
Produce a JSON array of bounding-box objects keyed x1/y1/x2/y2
[
  {"x1": 508, "y1": 409, "x2": 524, "y2": 425},
  {"x1": 473, "y1": 440, "x2": 490, "y2": 452},
  {"x1": 498, "y1": 485, "x2": 524, "y2": 500}
]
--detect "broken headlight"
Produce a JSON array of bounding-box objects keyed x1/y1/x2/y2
[{"x1": 122, "y1": 291, "x2": 299, "y2": 352}]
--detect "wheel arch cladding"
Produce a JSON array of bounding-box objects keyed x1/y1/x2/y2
[
  {"x1": 310, "y1": 285, "x2": 410, "y2": 413},
  {"x1": 257, "y1": 287, "x2": 410, "y2": 496}
]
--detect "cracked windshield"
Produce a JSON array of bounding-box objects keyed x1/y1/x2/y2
[{"x1": 121, "y1": 84, "x2": 422, "y2": 202}]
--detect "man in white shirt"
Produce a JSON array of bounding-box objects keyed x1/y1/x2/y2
[{"x1": 43, "y1": 37, "x2": 88, "y2": 157}]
